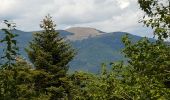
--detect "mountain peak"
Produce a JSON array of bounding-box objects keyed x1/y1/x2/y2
[{"x1": 65, "y1": 27, "x2": 105, "y2": 40}]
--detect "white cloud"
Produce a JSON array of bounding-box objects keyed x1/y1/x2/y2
[
  {"x1": 0, "y1": 0, "x2": 152, "y2": 37},
  {"x1": 116, "y1": 0, "x2": 130, "y2": 9},
  {"x1": 0, "y1": 0, "x2": 17, "y2": 13}
]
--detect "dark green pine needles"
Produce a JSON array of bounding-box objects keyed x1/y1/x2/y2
[
  {"x1": 26, "y1": 15, "x2": 75, "y2": 99},
  {"x1": 0, "y1": 20, "x2": 19, "y2": 69},
  {"x1": 26, "y1": 15, "x2": 75, "y2": 74}
]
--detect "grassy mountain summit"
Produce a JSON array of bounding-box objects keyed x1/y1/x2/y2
[
  {"x1": 0, "y1": 27, "x2": 150, "y2": 72},
  {"x1": 66, "y1": 27, "x2": 105, "y2": 40}
]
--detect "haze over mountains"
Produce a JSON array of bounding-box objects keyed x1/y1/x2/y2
[{"x1": 0, "y1": 27, "x2": 149, "y2": 72}]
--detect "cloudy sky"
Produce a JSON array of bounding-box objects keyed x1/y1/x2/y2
[{"x1": 0, "y1": 0, "x2": 153, "y2": 37}]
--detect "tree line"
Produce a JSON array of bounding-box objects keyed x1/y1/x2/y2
[{"x1": 0, "y1": 0, "x2": 169, "y2": 99}]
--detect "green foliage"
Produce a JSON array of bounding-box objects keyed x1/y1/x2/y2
[
  {"x1": 122, "y1": 36, "x2": 170, "y2": 99},
  {"x1": 0, "y1": 1, "x2": 169, "y2": 98},
  {"x1": 0, "y1": 62, "x2": 34, "y2": 100},
  {"x1": 0, "y1": 56, "x2": 58, "y2": 100},
  {"x1": 69, "y1": 44, "x2": 170, "y2": 100},
  {"x1": 26, "y1": 15, "x2": 75, "y2": 73},
  {"x1": 0, "y1": 21, "x2": 38, "y2": 100},
  {"x1": 0, "y1": 20, "x2": 19, "y2": 69},
  {"x1": 122, "y1": 35, "x2": 170, "y2": 80},
  {"x1": 138, "y1": 0, "x2": 170, "y2": 39},
  {"x1": 68, "y1": 63, "x2": 125, "y2": 100},
  {"x1": 67, "y1": 36, "x2": 170, "y2": 100},
  {"x1": 26, "y1": 15, "x2": 75, "y2": 99}
]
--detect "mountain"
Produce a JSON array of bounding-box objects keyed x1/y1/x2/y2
[
  {"x1": 0, "y1": 27, "x2": 150, "y2": 73},
  {"x1": 66, "y1": 27, "x2": 105, "y2": 40},
  {"x1": 69, "y1": 32, "x2": 143, "y2": 73},
  {"x1": 0, "y1": 29, "x2": 73, "y2": 59}
]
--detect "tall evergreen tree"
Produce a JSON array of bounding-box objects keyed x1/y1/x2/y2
[
  {"x1": 27, "y1": 15, "x2": 75, "y2": 74},
  {"x1": 0, "y1": 20, "x2": 19, "y2": 69},
  {"x1": 26, "y1": 15, "x2": 75, "y2": 99}
]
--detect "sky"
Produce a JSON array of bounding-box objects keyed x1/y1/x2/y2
[{"x1": 0, "y1": 0, "x2": 153, "y2": 37}]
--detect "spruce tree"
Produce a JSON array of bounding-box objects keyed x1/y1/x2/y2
[
  {"x1": 26, "y1": 15, "x2": 75, "y2": 99},
  {"x1": 0, "y1": 20, "x2": 19, "y2": 99},
  {"x1": 0, "y1": 20, "x2": 19, "y2": 69}
]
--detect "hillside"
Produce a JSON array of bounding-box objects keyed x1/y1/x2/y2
[
  {"x1": 66, "y1": 27, "x2": 105, "y2": 40},
  {"x1": 70, "y1": 32, "x2": 143, "y2": 73},
  {"x1": 0, "y1": 27, "x2": 148, "y2": 72}
]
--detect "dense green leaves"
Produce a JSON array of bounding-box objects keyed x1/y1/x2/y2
[
  {"x1": 138, "y1": 0, "x2": 170, "y2": 39},
  {"x1": 68, "y1": 37, "x2": 170, "y2": 100},
  {"x1": 123, "y1": 35, "x2": 170, "y2": 79},
  {"x1": 122, "y1": 36, "x2": 170, "y2": 99}
]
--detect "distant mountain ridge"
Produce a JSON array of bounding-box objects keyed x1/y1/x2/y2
[
  {"x1": 0, "y1": 27, "x2": 153, "y2": 72},
  {"x1": 66, "y1": 27, "x2": 105, "y2": 40}
]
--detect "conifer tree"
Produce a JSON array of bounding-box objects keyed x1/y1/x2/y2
[
  {"x1": 26, "y1": 15, "x2": 75, "y2": 99},
  {"x1": 0, "y1": 20, "x2": 19, "y2": 69},
  {"x1": 0, "y1": 20, "x2": 19, "y2": 99},
  {"x1": 27, "y1": 15, "x2": 75, "y2": 74}
]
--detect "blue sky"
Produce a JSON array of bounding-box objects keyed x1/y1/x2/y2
[{"x1": 0, "y1": 0, "x2": 153, "y2": 37}]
